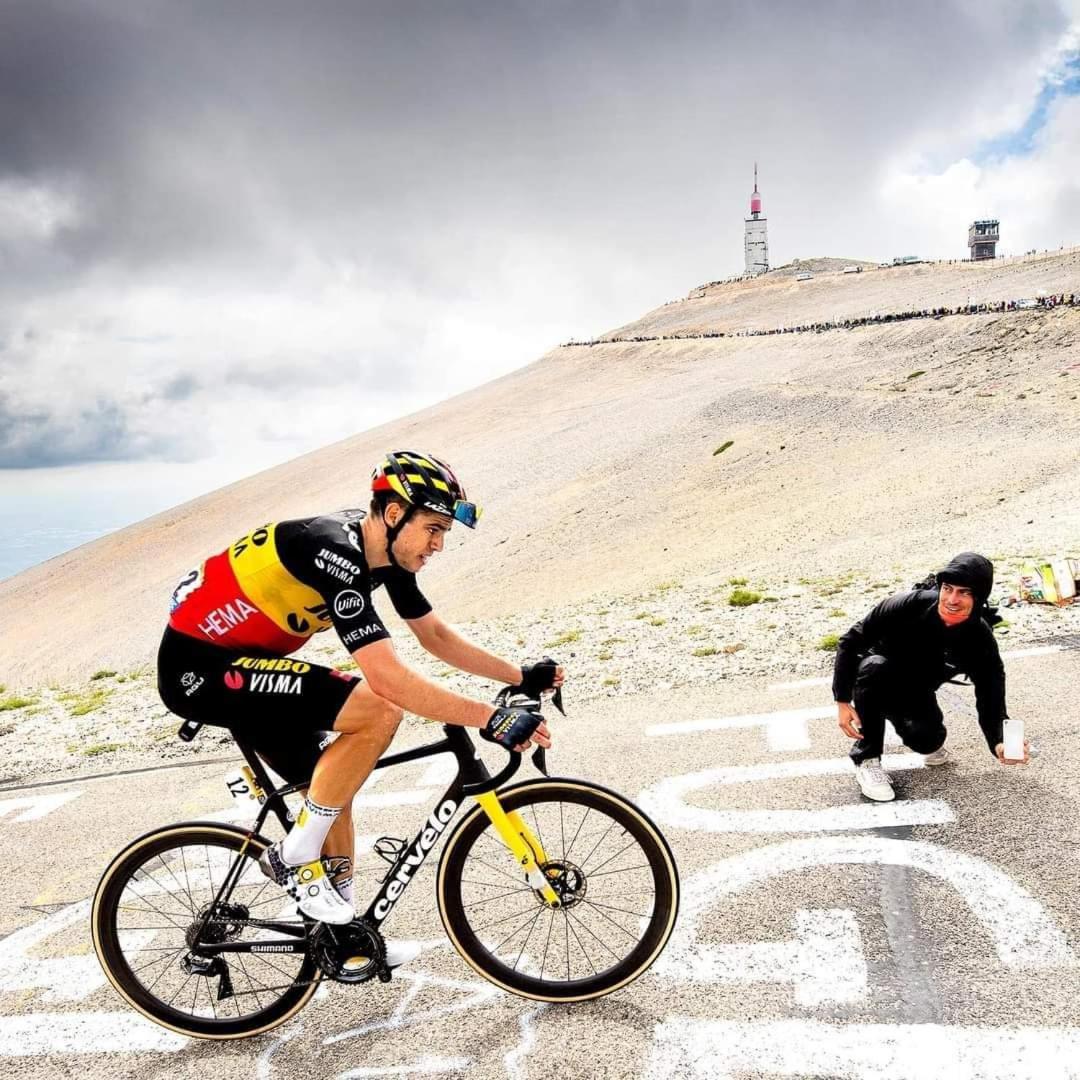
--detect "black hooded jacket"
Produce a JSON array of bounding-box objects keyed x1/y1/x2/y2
[{"x1": 832, "y1": 553, "x2": 1008, "y2": 755}]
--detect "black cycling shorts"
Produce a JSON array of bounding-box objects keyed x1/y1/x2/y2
[{"x1": 157, "y1": 626, "x2": 361, "y2": 785}]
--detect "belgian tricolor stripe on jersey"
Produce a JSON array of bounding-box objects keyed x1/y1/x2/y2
[{"x1": 168, "y1": 523, "x2": 332, "y2": 654}]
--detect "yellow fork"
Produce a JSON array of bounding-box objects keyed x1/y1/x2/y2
[{"x1": 472, "y1": 791, "x2": 561, "y2": 907}]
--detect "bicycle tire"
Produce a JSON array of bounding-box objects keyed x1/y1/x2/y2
[
  {"x1": 436, "y1": 779, "x2": 679, "y2": 1001},
  {"x1": 92, "y1": 822, "x2": 321, "y2": 1039}
]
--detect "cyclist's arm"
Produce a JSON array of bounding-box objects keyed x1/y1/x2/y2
[
  {"x1": 351, "y1": 637, "x2": 491, "y2": 728},
  {"x1": 406, "y1": 612, "x2": 522, "y2": 685}
]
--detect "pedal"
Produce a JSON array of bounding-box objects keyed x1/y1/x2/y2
[{"x1": 373, "y1": 836, "x2": 408, "y2": 880}]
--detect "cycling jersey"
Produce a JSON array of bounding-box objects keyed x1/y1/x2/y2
[{"x1": 168, "y1": 510, "x2": 431, "y2": 654}]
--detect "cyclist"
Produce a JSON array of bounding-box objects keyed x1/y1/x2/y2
[
  {"x1": 158, "y1": 451, "x2": 562, "y2": 953},
  {"x1": 833, "y1": 551, "x2": 1027, "y2": 802}
]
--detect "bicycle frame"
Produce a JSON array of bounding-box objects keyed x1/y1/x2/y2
[{"x1": 191, "y1": 725, "x2": 558, "y2": 960}]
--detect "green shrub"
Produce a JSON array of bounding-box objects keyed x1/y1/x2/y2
[
  {"x1": 829, "y1": 608, "x2": 846, "y2": 617},
  {"x1": 598, "y1": 650, "x2": 614, "y2": 661},
  {"x1": 0, "y1": 695, "x2": 37, "y2": 712},
  {"x1": 602, "y1": 677, "x2": 620, "y2": 687},
  {"x1": 83, "y1": 742, "x2": 124, "y2": 757},
  {"x1": 713, "y1": 440, "x2": 734, "y2": 456},
  {"x1": 906, "y1": 370, "x2": 926, "y2": 380},
  {"x1": 646, "y1": 616, "x2": 667, "y2": 627},
  {"x1": 692, "y1": 646, "x2": 719, "y2": 657},
  {"x1": 545, "y1": 629, "x2": 582, "y2": 647},
  {"x1": 818, "y1": 633, "x2": 841, "y2": 651},
  {"x1": 728, "y1": 577, "x2": 748, "y2": 586},
  {"x1": 90, "y1": 669, "x2": 117, "y2": 681},
  {"x1": 729, "y1": 588, "x2": 762, "y2": 607}
]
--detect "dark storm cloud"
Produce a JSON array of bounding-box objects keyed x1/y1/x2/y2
[{"x1": 0, "y1": 1, "x2": 1074, "y2": 471}]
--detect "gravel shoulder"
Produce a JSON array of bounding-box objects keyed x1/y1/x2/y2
[{"x1": 3, "y1": 565, "x2": 1077, "y2": 788}]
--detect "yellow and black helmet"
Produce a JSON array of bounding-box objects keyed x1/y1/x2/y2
[{"x1": 371, "y1": 451, "x2": 480, "y2": 529}]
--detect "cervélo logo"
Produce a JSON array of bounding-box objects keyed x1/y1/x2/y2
[
  {"x1": 333, "y1": 590, "x2": 366, "y2": 619},
  {"x1": 373, "y1": 799, "x2": 457, "y2": 920}
]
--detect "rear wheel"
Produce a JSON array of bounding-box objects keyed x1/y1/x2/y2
[
  {"x1": 92, "y1": 823, "x2": 320, "y2": 1039},
  {"x1": 436, "y1": 780, "x2": 679, "y2": 1001}
]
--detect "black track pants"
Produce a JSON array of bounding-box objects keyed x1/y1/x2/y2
[{"x1": 849, "y1": 655, "x2": 946, "y2": 765}]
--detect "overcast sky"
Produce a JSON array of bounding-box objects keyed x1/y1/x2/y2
[{"x1": 2, "y1": 0, "x2": 1079, "y2": 578}]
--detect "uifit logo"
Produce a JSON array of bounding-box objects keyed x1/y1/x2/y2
[{"x1": 224, "y1": 671, "x2": 245, "y2": 690}]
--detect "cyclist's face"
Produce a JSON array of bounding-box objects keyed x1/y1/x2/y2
[
  {"x1": 938, "y1": 581, "x2": 974, "y2": 621},
  {"x1": 394, "y1": 511, "x2": 451, "y2": 572}
]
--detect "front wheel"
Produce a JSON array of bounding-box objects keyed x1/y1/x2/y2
[{"x1": 436, "y1": 779, "x2": 679, "y2": 1001}]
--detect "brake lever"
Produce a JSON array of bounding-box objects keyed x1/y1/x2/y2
[
  {"x1": 551, "y1": 686, "x2": 565, "y2": 716},
  {"x1": 531, "y1": 746, "x2": 549, "y2": 776}
]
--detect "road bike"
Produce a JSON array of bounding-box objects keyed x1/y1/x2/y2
[{"x1": 92, "y1": 687, "x2": 680, "y2": 1039}]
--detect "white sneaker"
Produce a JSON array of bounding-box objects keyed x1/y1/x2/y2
[
  {"x1": 922, "y1": 746, "x2": 949, "y2": 766},
  {"x1": 855, "y1": 758, "x2": 895, "y2": 802},
  {"x1": 343, "y1": 939, "x2": 422, "y2": 974},
  {"x1": 259, "y1": 843, "x2": 356, "y2": 925}
]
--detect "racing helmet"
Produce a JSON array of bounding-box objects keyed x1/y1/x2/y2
[{"x1": 371, "y1": 451, "x2": 480, "y2": 529}]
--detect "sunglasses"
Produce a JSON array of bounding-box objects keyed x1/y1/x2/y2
[{"x1": 452, "y1": 500, "x2": 482, "y2": 529}]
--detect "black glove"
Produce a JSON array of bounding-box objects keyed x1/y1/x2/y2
[
  {"x1": 481, "y1": 706, "x2": 542, "y2": 750},
  {"x1": 519, "y1": 657, "x2": 559, "y2": 698}
]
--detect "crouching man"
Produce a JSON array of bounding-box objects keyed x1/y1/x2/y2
[{"x1": 833, "y1": 552, "x2": 1028, "y2": 802}]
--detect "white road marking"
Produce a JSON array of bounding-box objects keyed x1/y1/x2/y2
[
  {"x1": 0, "y1": 791, "x2": 82, "y2": 823},
  {"x1": 505, "y1": 1003, "x2": 549, "y2": 1080},
  {"x1": 653, "y1": 908, "x2": 867, "y2": 1006},
  {"x1": 638, "y1": 754, "x2": 955, "y2": 832},
  {"x1": 0, "y1": 900, "x2": 106, "y2": 1003},
  {"x1": 647, "y1": 1018, "x2": 1080, "y2": 1079},
  {"x1": 0, "y1": 1012, "x2": 187, "y2": 1055},
  {"x1": 664, "y1": 837, "x2": 1075, "y2": 971},
  {"x1": 645, "y1": 705, "x2": 833, "y2": 749}
]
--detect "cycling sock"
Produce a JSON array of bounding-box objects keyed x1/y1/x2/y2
[
  {"x1": 280, "y1": 797, "x2": 342, "y2": 865},
  {"x1": 333, "y1": 876, "x2": 354, "y2": 906}
]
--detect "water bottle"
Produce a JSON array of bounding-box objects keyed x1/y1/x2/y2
[{"x1": 1003, "y1": 718, "x2": 1026, "y2": 762}]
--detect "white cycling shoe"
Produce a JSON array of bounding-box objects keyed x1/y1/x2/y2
[
  {"x1": 259, "y1": 843, "x2": 355, "y2": 925},
  {"x1": 855, "y1": 757, "x2": 895, "y2": 802},
  {"x1": 922, "y1": 746, "x2": 949, "y2": 766}
]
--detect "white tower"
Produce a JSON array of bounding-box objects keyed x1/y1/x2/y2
[{"x1": 744, "y1": 164, "x2": 768, "y2": 274}]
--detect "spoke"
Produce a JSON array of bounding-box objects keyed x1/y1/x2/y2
[
  {"x1": 205, "y1": 846, "x2": 216, "y2": 905},
  {"x1": 460, "y1": 878, "x2": 532, "y2": 893},
  {"x1": 488, "y1": 906, "x2": 548, "y2": 956},
  {"x1": 513, "y1": 907, "x2": 545, "y2": 972},
  {"x1": 157, "y1": 853, "x2": 198, "y2": 916},
  {"x1": 580, "y1": 898, "x2": 652, "y2": 920},
  {"x1": 578, "y1": 901, "x2": 644, "y2": 943},
  {"x1": 166, "y1": 971, "x2": 195, "y2": 1008},
  {"x1": 124, "y1": 876, "x2": 191, "y2": 933},
  {"x1": 578, "y1": 819, "x2": 618, "y2": 872},
  {"x1": 564, "y1": 807, "x2": 590, "y2": 861},
  {"x1": 585, "y1": 864, "x2": 651, "y2": 879},
  {"x1": 563, "y1": 908, "x2": 598, "y2": 976},
  {"x1": 248, "y1": 954, "x2": 303, "y2": 982},
  {"x1": 583, "y1": 835, "x2": 640, "y2": 877},
  {"x1": 565, "y1": 907, "x2": 622, "y2": 964},
  {"x1": 144, "y1": 948, "x2": 184, "y2": 996},
  {"x1": 191, "y1": 974, "x2": 200, "y2": 1017},
  {"x1": 117, "y1": 901, "x2": 193, "y2": 921},
  {"x1": 180, "y1": 845, "x2": 195, "y2": 906},
  {"x1": 464, "y1": 887, "x2": 536, "y2": 909},
  {"x1": 472, "y1": 902, "x2": 544, "y2": 935},
  {"x1": 236, "y1": 954, "x2": 264, "y2": 1011},
  {"x1": 529, "y1": 803, "x2": 548, "y2": 862},
  {"x1": 465, "y1": 853, "x2": 527, "y2": 889},
  {"x1": 559, "y1": 801, "x2": 567, "y2": 862},
  {"x1": 131, "y1": 947, "x2": 185, "y2": 978},
  {"x1": 539, "y1": 910, "x2": 556, "y2": 981}
]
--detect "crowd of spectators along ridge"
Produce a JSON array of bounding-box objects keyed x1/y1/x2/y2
[{"x1": 561, "y1": 292, "x2": 1077, "y2": 348}]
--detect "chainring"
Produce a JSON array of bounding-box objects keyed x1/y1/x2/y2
[{"x1": 312, "y1": 919, "x2": 387, "y2": 984}]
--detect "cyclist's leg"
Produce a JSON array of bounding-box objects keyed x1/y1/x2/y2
[{"x1": 296, "y1": 683, "x2": 404, "y2": 875}]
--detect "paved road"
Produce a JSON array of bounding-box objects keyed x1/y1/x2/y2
[{"x1": 2, "y1": 644, "x2": 1078, "y2": 1079}]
